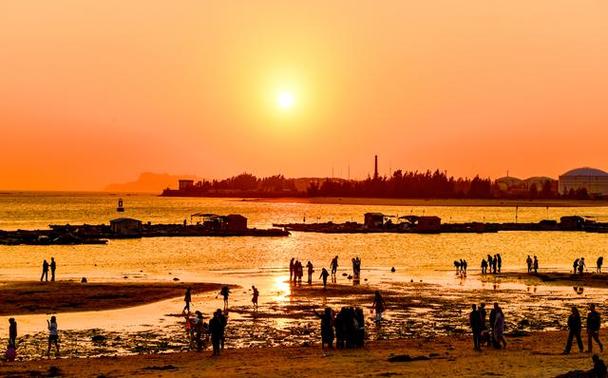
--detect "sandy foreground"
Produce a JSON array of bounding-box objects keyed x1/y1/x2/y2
[
  {"x1": 0, "y1": 331, "x2": 601, "y2": 377},
  {"x1": 0, "y1": 281, "x2": 223, "y2": 316},
  {"x1": 256, "y1": 197, "x2": 608, "y2": 208}
]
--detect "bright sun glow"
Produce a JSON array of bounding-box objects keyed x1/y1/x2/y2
[{"x1": 276, "y1": 91, "x2": 295, "y2": 109}]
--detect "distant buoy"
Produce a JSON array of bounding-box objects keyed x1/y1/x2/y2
[
  {"x1": 116, "y1": 198, "x2": 125, "y2": 212},
  {"x1": 391, "y1": 267, "x2": 396, "y2": 272}
]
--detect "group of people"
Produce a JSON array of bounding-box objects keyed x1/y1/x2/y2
[
  {"x1": 289, "y1": 258, "x2": 316, "y2": 285},
  {"x1": 5, "y1": 316, "x2": 60, "y2": 361},
  {"x1": 564, "y1": 304, "x2": 603, "y2": 354},
  {"x1": 40, "y1": 257, "x2": 57, "y2": 282},
  {"x1": 182, "y1": 287, "x2": 230, "y2": 356},
  {"x1": 572, "y1": 257, "x2": 605, "y2": 274},
  {"x1": 454, "y1": 259, "x2": 468, "y2": 274},
  {"x1": 480, "y1": 254, "x2": 502, "y2": 274},
  {"x1": 469, "y1": 302, "x2": 507, "y2": 351},
  {"x1": 526, "y1": 255, "x2": 539, "y2": 273},
  {"x1": 288, "y1": 255, "x2": 363, "y2": 289}
]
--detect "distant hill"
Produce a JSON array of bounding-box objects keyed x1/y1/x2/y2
[{"x1": 104, "y1": 172, "x2": 198, "y2": 193}]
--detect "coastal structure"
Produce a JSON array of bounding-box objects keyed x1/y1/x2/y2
[
  {"x1": 110, "y1": 217, "x2": 142, "y2": 236},
  {"x1": 558, "y1": 167, "x2": 608, "y2": 196},
  {"x1": 495, "y1": 175, "x2": 557, "y2": 195}
]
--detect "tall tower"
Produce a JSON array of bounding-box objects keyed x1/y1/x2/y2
[{"x1": 374, "y1": 155, "x2": 379, "y2": 180}]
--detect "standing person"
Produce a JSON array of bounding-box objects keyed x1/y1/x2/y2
[
  {"x1": 8, "y1": 318, "x2": 17, "y2": 348},
  {"x1": 479, "y1": 303, "x2": 487, "y2": 333},
  {"x1": 598, "y1": 257, "x2": 604, "y2": 273},
  {"x1": 330, "y1": 256, "x2": 339, "y2": 278},
  {"x1": 306, "y1": 261, "x2": 314, "y2": 284},
  {"x1": 183, "y1": 287, "x2": 192, "y2": 314},
  {"x1": 372, "y1": 291, "x2": 386, "y2": 323},
  {"x1": 193, "y1": 311, "x2": 205, "y2": 351},
  {"x1": 564, "y1": 306, "x2": 584, "y2": 354},
  {"x1": 489, "y1": 303, "x2": 498, "y2": 346},
  {"x1": 481, "y1": 259, "x2": 488, "y2": 274},
  {"x1": 289, "y1": 258, "x2": 295, "y2": 282},
  {"x1": 533, "y1": 256, "x2": 539, "y2": 273},
  {"x1": 320, "y1": 268, "x2": 330, "y2": 289},
  {"x1": 574, "y1": 258, "x2": 580, "y2": 274},
  {"x1": 587, "y1": 304, "x2": 604, "y2": 353},
  {"x1": 526, "y1": 255, "x2": 533, "y2": 273},
  {"x1": 487, "y1": 255, "x2": 493, "y2": 272},
  {"x1": 497, "y1": 254, "x2": 502, "y2": 273},
  {"x1": 297, "y1": 260, "x2": 304, "y2": 284},
  {"x1": 218, "y1": 286, "x2": 230, "y2": 311},
  {"x1": 579, "y1": 258, "x2": 586, "y2": 275},
  {"x1": 469, "y1": 304, "x2": 482, "y2": 351},
  {"x1": 494, "y1": 304, "x2": 507, "y2": 349},
  {"x1": 492, "y1": 255, "x2": 498, "y2": 274},
  {"x1": 47, "y1": 316, "x2": 60, "y2": 357},
  {"x1": 251, "y1": 285, "x2": 259, "y2": 311},
  {"x1": 209, "y1": 309, "x2": 225, "y2": 356},
  {"x1": 41, "y1": 259, "x2": 49, "y2": 282},
  {"x1": 592, "y1": 354, "x2": 608, "y2": 378},
  {"x1": 50, "y1": 257, "x2": 56, "y2": 281},
  {"x1": 463, "y1": 260, "x2": 468, "y2": 274},
  {"x1": 313, "y1": 307, "x2": 335, "y2": 351}
]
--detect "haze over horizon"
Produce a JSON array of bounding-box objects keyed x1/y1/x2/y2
[{"x1": 2, "y1": 1, "x2": 608, "y2": 191}]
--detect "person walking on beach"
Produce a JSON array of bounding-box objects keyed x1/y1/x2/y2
[
  {"x1": 289, "y1": 258, "x2": 295, "y2": 282},
  {"x1": 489, "y1": 303, "x2": 498, "y2": 346},
  {"x1": 313, "y1": 307, "x2": 335, "y2": 351},
  {"x1": 587, "y1": 304, "x2": 603, "y2": 353},
  {"x1": 492, "y1": 255, "x2": 498, "y2": 274},
  {"x1": 481, "y1": 259, "x2": 488, "y2": 274},
  {"x1": 218, "y1": 286, "x2": 230, "y2": 311},
  {"x1": 330, "y1": 256, "x2": 339, "y2": 278},
  {"x1": 497, "y1": 254, "x2": 502, "y2": 273},
  {"x1": 574, "y1": 258, "x2": 580, "y2": 274},
  {"x1": 462, "y1": 259, "x2": 468, "y2": 274},
  {"x1": 564, "y1": 306, "x2": 584, "y2": 354},
  {"x1": 47, "y1": 316, "x2": 60, "y2": 357},
  {"x1": 209, "y1": 309, "x2": 225, "y2": 356},
  {"x1": 597, "y1": 257, "x2": 604, "y2": 273},
  {"x1": 372, "y1": 291, "x2": 386, "y2": 323},
  {"x1": 50, "y1": 257, "x2": 56, "y2": 281},
  {"x1": 469, "y1": 304, "x2": 482, "y2": 351},
  {"x1": 526, "y1": 255, "x2": 533, "y2": 273},
  {"x1": 579, "y1": 258, "x2": 587, "y2": 275},
  {"x1": 183, "y1": 287, "x2": 192, "y2": 314},
  {"x1": 8, "y1": 318, "x2": 17, "y2": 348},
  {"x1": 251, "y1": 285, "x2": 259, "y2": 311},
  {"x1": 41, "y1": 259, "x2": 49, "y2": 282},
  {"x1": 306, "y1": 261, "x2": 314, "y2": 284},
  {"x1": 320, "y1": 268, "x2": 330, "y2": 289},
  {"x1": 494, "y1": 304, "x2": 507, "y2": 349},
  {"x1": 454, "y1": 260, "x2": 461, "y2": 273},
  {"x1": 533, "y1": 256, "x2": 539, "y2": 273}
]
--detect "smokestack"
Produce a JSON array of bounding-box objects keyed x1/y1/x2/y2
[{"x1": 374, "y1": 155, "x2": 379, "y2": 180}]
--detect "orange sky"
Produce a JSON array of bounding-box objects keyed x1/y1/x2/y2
[{"x1": 1, "y1": 1, "x2": 608, "y2": 191}]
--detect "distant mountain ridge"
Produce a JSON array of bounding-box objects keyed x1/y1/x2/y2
[{"x1": 104, "y1": 172, "x2": 199, "y2": 193}]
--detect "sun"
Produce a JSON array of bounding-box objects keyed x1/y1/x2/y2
[{"x1": 276, "y1": 91, "x2": 295, "y2": 110}]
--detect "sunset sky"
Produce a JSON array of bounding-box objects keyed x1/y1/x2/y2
[{"x1": 1, "y1": 1, "x2": 608, "y2": 191}]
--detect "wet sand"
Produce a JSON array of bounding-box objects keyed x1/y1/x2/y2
[
  {"x1": 490, "y1": 272, "x2": 608, "y2": 289},
  {"x1": 0, "y1": 281, "x2": 223, "y2": 315},
  {"x1": 0, "y1": 331, "x2": 599, "y2": 377},
  {"x1": 257, "y1": 196, "x2": 608, "y2": 208}
]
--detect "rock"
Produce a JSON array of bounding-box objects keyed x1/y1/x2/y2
[
  {"x1": 391, "y1": 267, "x2": 396, "y2": 272},
  {"x1": 342, "y1": 273, "x2": 348, "y2": 277},
  {"x1": 173, "y1": 277, "x2": 180, "y2": 281},
  {"x1": 81, "y1": 277, "x2": 88, "y2": 283},
  {"x1": 92, "y1": 335, "x2": 107, "y2": 343},
  {"x1": 387, "y1": 354, "x2": 430, "y2": 362}
]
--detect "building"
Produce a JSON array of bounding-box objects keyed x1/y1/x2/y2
[
  {"x1": 558, "y1": 167, "x2": 608, "y2": 196},
  {"x1": 110, "y1": 218, "x2": 142, "y2": 235},
  {"x1": 364, "y1": 212, "x2": 384, "y2": 228},
  {"x1": 223, "y1": 214, "x2": 248, "y2": 232},
  {"x1": 415, "y1": 216, "x2": 441, "y2": 232},
  {"x1": 178, "y1": 179, "x2": 195, "y2": 190}
]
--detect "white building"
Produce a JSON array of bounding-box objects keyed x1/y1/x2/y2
[{"x1": 558, "y1": 167, "x2": 608, "y2": 196}]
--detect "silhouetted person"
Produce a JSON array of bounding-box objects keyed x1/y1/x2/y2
[
  {"x1": 251, "y1": 285, "x2": 259, "y2": 311},
  {"x1": 289, "y1": 258, "x2": 295, "y2": 282},
  {"x1": 497, "y1": 254, "x2": 502, "y2": 273},
  {"x1": 479, "y1": 302, "x2": 487, "y2": 333},
  {"x1": 573, "y1": 258, "x2": 580, "y2": 274},
  {"x1": 193, "y1": 311, "x2": 205, "y2": 351},
  {"x1": 533, "y1": 256, "x2": 539, "y2": 273},
  {"x1": 306, "y1": 261, "x2": 314, "y2": 284},
  {"x1": 218, "y1": 286, "x2": 230, "y2": 311},
  {"x1": 183, "y1": 287, "x2": 192, "y2": 314},
  {"x1": 526, "y1": 255, "x2": 533, "y2": 273},
  {"x1": 492, "y1": 255, "x2": 497, "y2": 274},
  {"x1": 41, "y1": 259, "x2": 49, "y2": 282},
  {"x1": 314, "y1": 307, "x2": 334, "y2": 350},
  {"x1": 330, "y1": 256, "x2": 339, "y2": 277},
  {"x1": 587, "y1": 304, "x2": 603, "y2": 353},
  {"x1": 49, "y1": 257, "x2": 56, "y2": 281},
  {"x1": 487, "y1": 255, "x2": 493, "y2": 272},
  {"x1": 372, "y1": 291, "x2": 386, "y2": 323},
  {"x1": 470, "y1": 304, "x2": 482, "y2": 351},
  {"x1": 494, "y1": 303, "x2": 507, "y2": 349},
  {"x1": 454, "y1": 260, "x2": 461, "y2": 273},
  {"x1": 320, "y1": 268, "x2": 330, "y2": 289},
  {"x1": 8, "y1": 318, "x2": 17, "y2": 348},
  {"x1": 592, "y1": 354, "x2": 608, "y2": 378},
  {"x1": 598, "y1": 257, "x2": 604, "y2": 274},
  {"x1": 209, "y1": 309, "x2": 225, "y2": 356},
  {"x1": 579, "y1": 258, "x2": 586, "y2": 275},
  {"x1": 489, "y1": 303, "x2": 498, "y2": 345},
  {"x1": 481, "y1": 259, "x2": 488, "y2": 274},
  {"x1": 47, "y1": 316, "x2": 59, "y2": 357},
  {"x1": 462, "y1": 260, "x2": 468, "y2": 274},
  {"x1": 564, "y1": 306, "x2": 584, "y2": 354}
]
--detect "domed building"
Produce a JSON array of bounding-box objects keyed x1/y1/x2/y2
[{"x1": 558, "y1": 167, "x2": 608, "y2": 196}]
